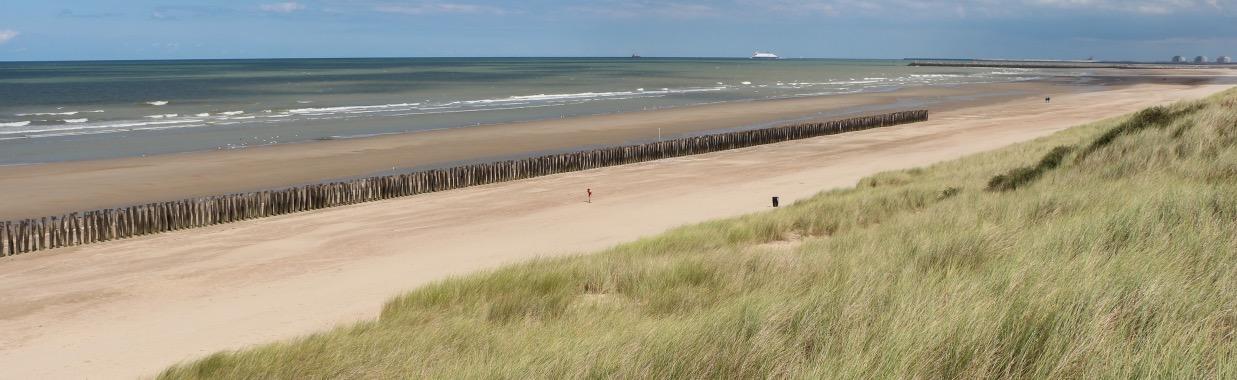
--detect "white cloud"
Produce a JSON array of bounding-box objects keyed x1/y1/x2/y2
[
  {"x1": 569, "y1": 1, "x2": 720, "y2": 19},
  {"x1": 0, "y1": 30, "x2": 18, "y2": 44},
  {"x1": 1027, "y1": 0, "x2": 1166, "y2": 14},
  {"x1": 736, "y1": 0, "x2": 845, "y2": 16},
  {"x1": 260, "y1": 2, "x2": 306, "y2": 13},
  {"x1": 374, "y1": 2, "x2": 508, "y2": 15}
]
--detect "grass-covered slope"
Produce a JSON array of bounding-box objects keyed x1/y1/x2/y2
[{"x1": 162, "y1": 89, "x2": 1237, "y2": 379}]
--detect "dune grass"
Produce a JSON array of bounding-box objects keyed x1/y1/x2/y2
[{"x1": 161, "y1": 89, "x2": 1237, "y2": 379}]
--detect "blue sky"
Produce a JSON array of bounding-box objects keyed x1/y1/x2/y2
[{"x1": 0, "y1": 0, "x2": 1234, "y2": 61}]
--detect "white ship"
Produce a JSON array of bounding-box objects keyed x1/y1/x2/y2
[{"x1": 751, "y1": 51, "x2": 779, "y2": 59}]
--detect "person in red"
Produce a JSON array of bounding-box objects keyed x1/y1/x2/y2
[{"x1": 587, "y1": 188, "x2": 592, "y2": 203}]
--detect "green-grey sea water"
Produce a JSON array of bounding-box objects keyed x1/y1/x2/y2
[{"x1": 0, "y1": 58, "x2": 1054, "y2": 164}]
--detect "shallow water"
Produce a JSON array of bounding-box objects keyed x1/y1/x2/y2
[{"x1": 0, "y1": 58, "x2": 1060, "y2": 163}]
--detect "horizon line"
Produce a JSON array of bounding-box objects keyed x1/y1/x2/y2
[
  {"x1": 0, "y1": 55, "x2": 896, "y2": 63},
  {"x1": 0, "y1": 55, "x2": 1207, "y2": 64}
]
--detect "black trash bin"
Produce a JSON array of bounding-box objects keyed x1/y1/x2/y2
[{"x1": 772, "y1": 196, "x2": 779, "y2": 207}]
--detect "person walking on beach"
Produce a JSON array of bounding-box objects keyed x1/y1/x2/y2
[
  {"x1": 1045, "y1": 96, "x2": 1051, "y2": 103},
  {"x1": 587, "y1": 188, "x2": 592, "y2": 203}
]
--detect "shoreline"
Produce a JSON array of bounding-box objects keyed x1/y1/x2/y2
[
  {"x1": 2, "y1": 79, "x2": 1029, "y2": 166},
  {"x1": 0, "y1": 77, "x2": 1104, "y2": 220},
  {"x1": 0, "y1": 72, "x2": 1231, "y2": 221},
  {"x1": 0, "y1": 81, "x2": 1228, "y2": 379}
]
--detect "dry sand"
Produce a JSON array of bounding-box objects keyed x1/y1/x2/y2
[{"x1": 0, "y1": 81, "x2": 1231, "y2": 379}]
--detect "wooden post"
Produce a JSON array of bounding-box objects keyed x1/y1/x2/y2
[{"x1": 1, "y1": 221, "x2": 9, "y2": 256}]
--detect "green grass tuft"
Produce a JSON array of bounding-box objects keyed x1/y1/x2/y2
[{"x1": 986, "y1": 145, "x2": 1075, "y2": 191}]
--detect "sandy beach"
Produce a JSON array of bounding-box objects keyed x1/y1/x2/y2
[
  {"x1": 1, "y1": 71, "x2": 1229, "y2": 221},
  {"x1": 0, "y1": 79, "x2": 1229, "y2": 379},
  {"x1": 0, "y1": 81, "x2": 1049, "y2": 220}
]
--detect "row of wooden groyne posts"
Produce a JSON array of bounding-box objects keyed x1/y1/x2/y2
[{"x1": 0, "y1": 110, "x2": 928, "y2": 257}]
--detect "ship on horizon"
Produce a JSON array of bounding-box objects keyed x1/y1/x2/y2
[{"x1": 751, "y1": 51, "x2": 779, "y2": 59}]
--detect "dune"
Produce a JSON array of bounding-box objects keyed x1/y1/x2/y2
[{"x1": 0, "y1": 81, "x2": 1230, "y2": 379}]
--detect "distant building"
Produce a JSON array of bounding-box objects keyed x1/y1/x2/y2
[
  {"x1": 1194, "y1": 56, "x2": 1209, "y2": 64},
  {"x1": 1172, "y1": 55, "x2": 1186, "y2": 63},
  {"x1": 1218, "y1": 56, "x2": 1233, "y2": 64}
]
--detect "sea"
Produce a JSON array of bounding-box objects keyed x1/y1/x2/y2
[{"x1": 0, "y1": 58, "x2": 1055, "y2": 164}]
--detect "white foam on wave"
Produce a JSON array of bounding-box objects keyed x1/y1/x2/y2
[
  {"x1": 146, "y1": 101, "x2": 169, "y2": 106},
  {"x1": 988, "y1": 70, "x2": 1033, "y2": 75},
  {"x1": 236, "y1": 87, "x2": 729, "y2": 122},
  {"x1": 0, "y1": 119, "x2": 204, "y2": 138},
  {"x1": 131, "y1": 123, "x2": 207, "y2": 132},
  {"x1": 19, "y1": 110, "x2": 105, "y2": 116},
  {"x1": 386, "y1": 102, "x2": 583, "y2": 118},
  {"x1": 287, "y1": 103, "x2": 421, "y2": 115},
  {"x1": 0, "y1": 121, "x2": 31, "y2": 127},
  {"x1": 14, "y1": 110, "x2": 100, "y2": 116},
  {"x1": 741, "y1": 81, "x2": 752, "y2": 85},
  {"x1": 12, "y1": 85, "x2": 720, "y2": 139},
  {"x1": 910, "y1": 74, "x2": 964, "y2": 78},
  {"x1": 456, "y1": 87, "x2": 724, "y2": 106},
  {"x1": 97, "y1": 119, "x2": 204, "y2": 129},
  {"x1": 17, "y1": 111, "x2": 78, "y2": 116},
  {"x1": 18, "y1": 110, "x2": 103, "y2": 116}
]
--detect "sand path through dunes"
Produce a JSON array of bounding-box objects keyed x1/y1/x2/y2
[{"x1": 0, "y1": 83, "x2": 1230, "y2": 379}]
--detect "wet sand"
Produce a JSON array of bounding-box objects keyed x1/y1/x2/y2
[{"x1": 0, "y1": 81, "x2": 1230, "y2": 379}]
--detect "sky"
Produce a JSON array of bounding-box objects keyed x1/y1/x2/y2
[{"x1": 0, "y1": 0, "x2": 1234, "y2": 61}]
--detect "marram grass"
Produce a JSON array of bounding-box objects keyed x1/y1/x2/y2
[{"x1": 161, "y1": 89, "x2": 1237, "y2": 379}]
